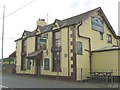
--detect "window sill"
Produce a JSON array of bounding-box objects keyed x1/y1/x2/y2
[
  {"x1": 52, "y1": 68, "x2": 62, "y2": 72},
  {"x1": 44, "y1": 69, "x2": 50, "y2": 70}
]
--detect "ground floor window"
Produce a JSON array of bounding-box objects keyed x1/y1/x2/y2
[
  {"x1": 52, "y1": 52, "x2": 61, "y2": 71},
  {"x1": 76, "y1": 42, "x2": 83, "y2": 55},
  {"x1": 27, "y1": 59, "x2": 32, "y2": 70},
  {"x1": 100, "y1": 32, "x2": 103, "y2": 40},
  {"x1": 44, "y1": 58, "x2": 49, "y2": 70}
]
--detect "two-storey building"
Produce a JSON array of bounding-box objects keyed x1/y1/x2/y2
[{"x1": 15, "y1": 7, "x2": 120, "y2": 81}]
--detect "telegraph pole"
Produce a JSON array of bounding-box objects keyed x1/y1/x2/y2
[
  {"x1": 1, "y1": 5, "x2": 5, "y2": 67},
  {"x1": 47, "y1": 13, "x2": 48, "y2": 23}
]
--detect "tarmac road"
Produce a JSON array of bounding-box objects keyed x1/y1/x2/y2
[{"x1": 1, "y1": 73, "x2": 116, "y2": 88}]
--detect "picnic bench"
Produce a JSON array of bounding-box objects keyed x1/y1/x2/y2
[{"x1": 89, "y1": 72, "x2": 113, "y2": 83}]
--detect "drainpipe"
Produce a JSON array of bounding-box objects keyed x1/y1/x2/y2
[
  {"x1": 68, "y1": 27, "x2": 70, "y2": 77},
  {"x1": 77, "y1": 21, "x2": 92, "y2": 73}
]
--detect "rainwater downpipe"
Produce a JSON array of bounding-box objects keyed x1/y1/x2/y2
[{"x1": 77, "y1": 21, "x2": 92, "y2": 73}]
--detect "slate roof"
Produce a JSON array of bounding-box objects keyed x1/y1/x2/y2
[
  {"x1": 92, "y1": 46, "x2": 120, "y2": 52},
  {"x1": 60, "y1": 7, "x2": 116, "y2": 38},
  {"x1": 35, "y1": 7, "x2": 100, "y2": 33},
  {"x1": 62, "y1": 9, "x2": 96, "y2": 27},
  {"x1": 41, "y1": 7, "x2": 117, "y2": 38},
  {"x1": 15, "y1": 30, "x2": 35, "y2": 42},
  {"x1": 37, "y1": 26, "x2": 46, "y2": 33},
  {"x1": 15, "y1": 7, "x2": 118, "y2": 42},
  {"x1": 9, "y1": 51, "x2": 16, "y2": 58},
  {"x1": 24, "y1": 30, "x2": 35, "y2": 37},
  {"x1": 54, "y1": 19, "x2": 66, "y2": 28},
  {"x1": 37, "y1": 24, "x2": 53, "y2": 33}
]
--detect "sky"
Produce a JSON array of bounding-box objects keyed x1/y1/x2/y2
[{"x1": 0, "y1": 0, "x2": 119, "y2": 58}]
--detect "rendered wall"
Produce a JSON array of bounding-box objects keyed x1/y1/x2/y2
[
  {"x1": 92, "y1": 50, "x2": 119, "y2": 75},
  {"x1": 16, "y1": 40, "x2": 22, "y2": 73},
  {"x1": 76, "y1": 12, "x2": 117, "y2": 80},
  {"x1": 41, "y1": 27, "x2": 69, "y2": 76},
  {"x1": 79, "y1": 12, "x2": 117, "y2": 50},
  {"x1": 16, "y1": 36, "x2": 36, "y2": 74}
]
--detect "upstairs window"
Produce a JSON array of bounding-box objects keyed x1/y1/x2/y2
[
  {"x1": 37, "y1": 35, "x2": 47, "y2": 50},
  {"x1": 27, "y1": 59, "x2": 32, "y2": 70},
  {"x1": 77, "y1": 42, "x2": 83, "y2": 55},
  {"x1": 53, "y1": 31, "x2": 61, "y2": 48},
  {"x1": 91, "y1": 16, "x2": 104, "y2": 33},
  {"x1": 22, "y1": 39, "x2": 27, "y2": 52},
  {"x1": 107, "y1": 34, "x2": 112, "y2": 43}
]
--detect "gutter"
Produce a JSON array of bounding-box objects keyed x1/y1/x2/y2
[{"x1": 77, "y1": 21, "x2": 92, "y2": 73}]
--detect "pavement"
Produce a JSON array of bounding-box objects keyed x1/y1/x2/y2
[{"x1": 1, "y1": 73, "x2": 119, "y2": 88}]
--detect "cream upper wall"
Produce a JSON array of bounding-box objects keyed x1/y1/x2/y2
[
  {"x1": 78, "y1": 12, "x2": 117, "y2": 50},
  {"x1": 26, "y1": 36, "x2": 35, "y2": 55},
  {"x1": 16, "y1": 36, "x2": 36, "y2": 63}
]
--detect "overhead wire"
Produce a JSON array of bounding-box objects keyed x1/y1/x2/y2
[
  {"x1": 0, "y1": 0, "x2": 37, "y2": 40},
  {"x1": 0, "y1": 0, "x2": 37, "y2": 20}
]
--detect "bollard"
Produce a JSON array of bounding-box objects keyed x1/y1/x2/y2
[{"x1": 111, "y1": 69, "x2": 113, "y2": 87}]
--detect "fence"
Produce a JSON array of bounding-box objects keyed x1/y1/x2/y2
[
  {"x1": 15, "y1": 65, "x2": 119, "y2": 84},
  {"x1": 79, "y1": 68, "x2": 119, "y2": 84}
]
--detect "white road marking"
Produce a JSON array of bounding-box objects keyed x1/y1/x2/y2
[{"x1": 0, "y1": 85, "x2": 8, "y2": 88}]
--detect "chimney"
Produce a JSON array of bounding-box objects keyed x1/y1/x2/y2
[{"x1": 37, "y1": 19, "x2": 47, "y2": 26}]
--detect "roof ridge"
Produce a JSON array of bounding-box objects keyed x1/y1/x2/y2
[
  {"x1": 15, "y1": 7, "x2": 118, "y2": 42},
  {"x1": 62, "y1": 7, "x2": 101, "y2": 21},
  {"x1": 24, "y1": 30, "x2": 33, "y2": 33}
]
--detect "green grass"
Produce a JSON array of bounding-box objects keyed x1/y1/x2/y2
[
  {"x1": 3, "y1": 61, "x2": 14, "y2": 64},
  {"x1": 3, "y1": 58, "x2": 14, "y2": 65}
]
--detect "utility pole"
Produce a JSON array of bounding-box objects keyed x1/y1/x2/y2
[
  {"x1": 1, "y1": 5, "x2": 5, "y2": 68},
  {"x1": 47, "y1": 13, "x2": 48, "y2": 23}
]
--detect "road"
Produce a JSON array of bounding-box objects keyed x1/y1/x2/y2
[{"x1": 1, "y1": 73, "x2": 116, "y2": 88}]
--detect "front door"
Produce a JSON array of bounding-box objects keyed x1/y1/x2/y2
[
  {"x1": 53, "y1": 51, "x2": 60, "y2": 71},
  {"x1": 36, "y1": 59, "x2": 40, "y2": 77}
]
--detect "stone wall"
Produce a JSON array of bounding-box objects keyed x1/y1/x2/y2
[{"x1": 2, "y1": 64, "x2": 16, "y2": 74}]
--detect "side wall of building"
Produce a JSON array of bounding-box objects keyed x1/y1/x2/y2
[
  {"x1": 79, "y1": 12, "x2": 117, "y2": 50},
  {"x1": 16, "y1": 37, "x2": 36, "y2": 74},
  {"x1": 25, "y1": 36, "x2": 36, "y2": 74},
  {"x1": 92, "y1": 50, "x2": 119, "y2": 75},
  {"x1": 75, "y1": 12, "x2": 118, "y2": 80},
  {"x1": 15, "y1": 11, "x2": 118, "y2": 80},
  {"x1": 16, "y1": 40, "x2": 22, "y2": 73}
]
